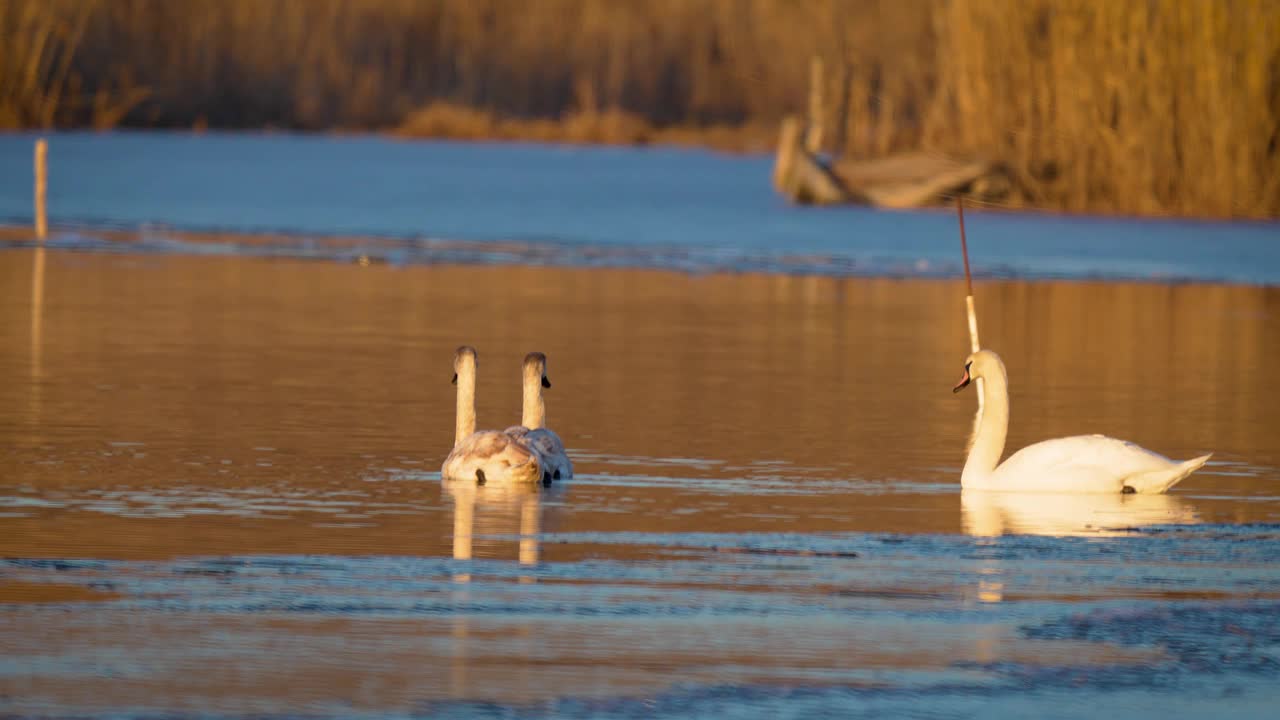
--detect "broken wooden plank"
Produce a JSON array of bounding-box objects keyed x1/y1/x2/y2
[
  {"x1": 841, "y1": 153, "x2": 994, "y2": 209},
  {"x1": 773, "y1": 115, "x2": 855, "y2": 205},
  {"x1": 774, "y1": 118, "x2": 1010, "y2": 209}
]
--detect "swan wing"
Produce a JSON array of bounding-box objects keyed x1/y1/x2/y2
[
  {"x1": 526, "y1": 428, "x2": 573, "y2": 479},
  {"x1": 993, "y1": 435, "x2": 1176, "y2": 492},
  {"x1": 526, "y1": 428, "x2": 566, "y2": 455}
]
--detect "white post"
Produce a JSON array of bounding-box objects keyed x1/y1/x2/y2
[{"x1": 34, "y1": 139, "x2": 48, "y2": 241}]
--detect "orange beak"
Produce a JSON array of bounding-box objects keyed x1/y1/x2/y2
[{"x1": 952, "y1": 367, "x2": 972, "y2": 393}]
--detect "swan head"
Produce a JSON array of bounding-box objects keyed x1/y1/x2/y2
[
  {"x1": 953, "y1": 349, "x2": 1004, "y2": 393},
  {"x1": 523, "y1": 351, "x2": 551, "y2": 389},
  {"x1": 452, "y1": 345, "x2": 478, "y2": 384}
]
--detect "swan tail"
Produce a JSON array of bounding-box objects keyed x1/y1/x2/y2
[{"x1": 1124, "y1": 453, "x2": 1212, "y2": 494}]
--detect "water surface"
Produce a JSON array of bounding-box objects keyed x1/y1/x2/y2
[
  {"x1": 1, "y1": 132, "x2": 1278, "y2": 283},
  {"x1": 2, "y1": 249, "x2": 1279, "y2": 717}
]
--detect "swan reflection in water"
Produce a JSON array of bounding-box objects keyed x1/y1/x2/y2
[
  {"x1": 963, "y1": 491, "x2": 1200, "y2": 604},
  {"x1": 962, "y1": 490, "x2": 1200, "y2": 538},
  {"x1": 444, "y1": 478, "x2": 560, "y2": 581},
  {"x1": 443, "y1": 478, "x2": 561, "y2": 697}
]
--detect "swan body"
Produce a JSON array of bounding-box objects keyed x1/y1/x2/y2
[
  {"x1": 521, "y1": 427, "x2": 572, "y2": 478},
  {"x1": 442, "y1": 429, "x2": 544, "y2": 485},
  {"x1": 979, "y1": 434, "x2": 1207, "y2": 493},
  {"x1": 441, "y1": 346, "x2": 545, "y2": 485},
  {"x1": 954, "y1": 349, "x2": 1211, "y2": 493},
  {"x1": 506, "y1": 351, "x2": 573, "y2": 481}
]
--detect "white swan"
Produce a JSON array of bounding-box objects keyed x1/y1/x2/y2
[
  {"x1": 505, "y1": 351, "x2": 573, "y2": 482},
  {"x1": 953, "y1": 349, "x2": 1211, "y2": 493},
  {"x1": 441, "y1": 346, "x2": 544, "y2": 485}
]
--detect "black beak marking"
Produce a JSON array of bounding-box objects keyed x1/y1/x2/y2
[
  {"x1": 541, "y1": 376, "x2": 551, "y2": 389},
  {"x1": 451, "y1": 373, "x2": 457, "y2": 385}
]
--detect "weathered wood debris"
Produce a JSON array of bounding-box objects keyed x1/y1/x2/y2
[
  {"x1": 772, "y1": 114, "x2": 1010, "y2": 208},
  {"x1": 771, "y1": 57, "x2": 1009, "y2": 208}
]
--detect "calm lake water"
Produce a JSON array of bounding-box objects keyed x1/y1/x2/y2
[{"x1": 1, "y1": 133, "x2": 1279, "y2": 718}]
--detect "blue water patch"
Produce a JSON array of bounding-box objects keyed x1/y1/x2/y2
[
  {"x1": 1, "y1": 132, "x2": 1277, "y2": 283},
  {"x1": 5, "y1": 523, "x2": 1280, "y2": 718},
  {"x1": 1023, "y1": 601, "x2": 1280, "y2": 676}
]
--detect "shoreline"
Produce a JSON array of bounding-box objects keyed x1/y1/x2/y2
[
  {"x1": 2, "y1": 224, "x2": 1274, "y2": 288},
  {"x1": 2, "y1": 118, "x2": 779, "y2": 156}
]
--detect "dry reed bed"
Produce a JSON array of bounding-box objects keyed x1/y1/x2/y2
[{"x1": 1, "y1": 0, "x2": 1276, "y2": 218}]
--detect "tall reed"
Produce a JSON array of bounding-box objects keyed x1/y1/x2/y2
[
  {"x1": 0, "y1": 0, "x2": 92, "y2": 128},
  {"x1": 926, "y1": 0, "x2": 1280, "y2": 217},
  {"x1": 0, "y1": 0, "x2": 1275, "y2": 218}
]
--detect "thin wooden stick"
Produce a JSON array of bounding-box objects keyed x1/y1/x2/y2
[
  {"x1": 957, "y1": 195, "x2": 983, "y2": 416},
  {"x1": 956, "y1": 196, "x2": 980, "y2": 354},
  {"x1": 956, "y1": 195, "x2": 973, "y2": 298},
  {"x1": 34, "y1": 139, "x2": 48, "y2": 242}
]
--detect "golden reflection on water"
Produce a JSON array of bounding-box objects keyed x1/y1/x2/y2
[
  {"x1": 4, "y1": 246, "x2": 1272, "y2": 711},
  {"x1": 0, "y1": 250, "x2": 1278, "y2": 560},
  {"x1": 962, "y1": 490, "x2": 1201, "y2": 605},
  {"x1": 442, "y1": 480, "x2": 550, "y2": 698},
  {"x1": 28, "y1": 246, "x2": 45, "y2": 376},
  {"x1": 1, "y1": 248, "x2": 1275, "y2": 714},
  {"x1": 26, "y1": 246, "x2": 45, "y2": 433},
  {"x1": 977, "y1": 564, "x2": 1005, "y2": 605},
  {"x1": 962, "y1": 491, "x2": 1199, "y2": 539}
]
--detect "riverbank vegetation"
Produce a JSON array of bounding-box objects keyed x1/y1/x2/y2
[{"x1": 1, "y1": 0, "x2": 1276, "y2": 218}]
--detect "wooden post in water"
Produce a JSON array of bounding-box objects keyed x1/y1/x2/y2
[
  {"x1": 773, "y1": 116, "x2": 803, "y2": 193},
  {"x1": 34, "y1": 139, "x2": 48, "y2": 241},
  {"x1": 773, "y1": 115, "x2": 849, "y2": 205},
  {"x1": 805, "y1": 55, "x2": 824, "y2": 153}
]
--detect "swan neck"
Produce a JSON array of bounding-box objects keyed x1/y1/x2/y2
[
  {"x1": 963, "y1": 365, "x2": 1009, "y2": 486},
  {"x1": 522, "y1": 368, "x2": 545, "y2": 429},
  {"x1": 454, "y1": 365, "x2": 477, "y2": 445}
]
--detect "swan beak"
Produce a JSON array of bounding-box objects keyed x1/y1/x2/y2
[
  {"x1": 952, "y1": 368, "x2": 971, "y2": 393},
  {"x1": 541, "y1": 376, "x2": 551, "y2": 389},
  {"x1": 451, "y1": 373, "x2": 457, "y2": 385}
]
